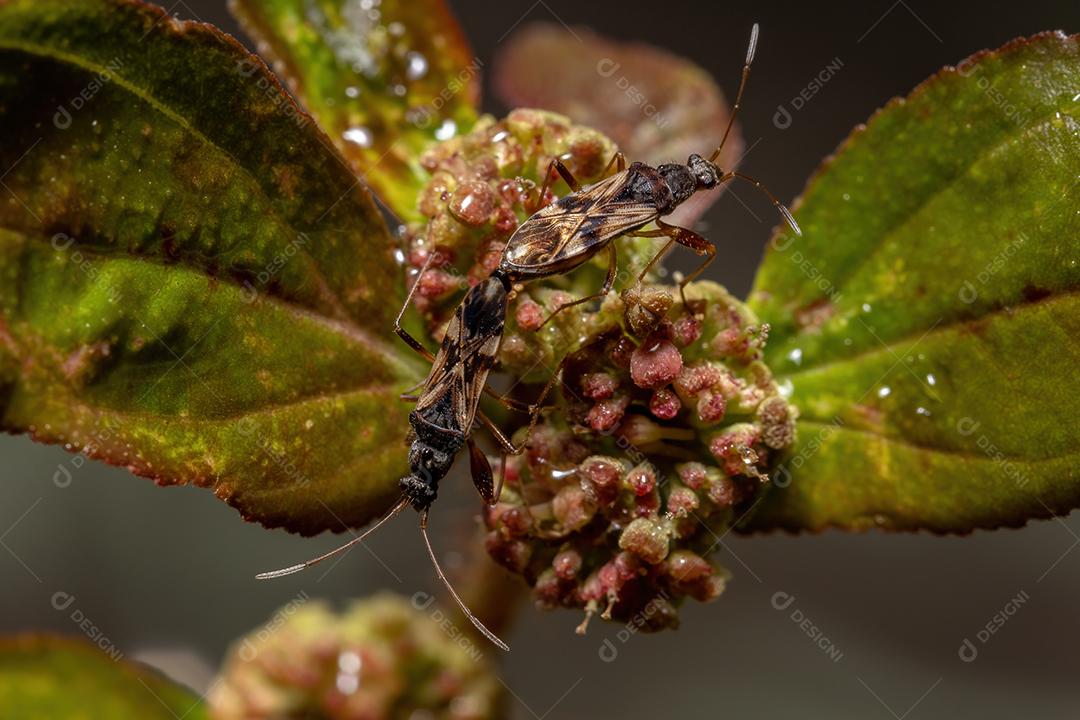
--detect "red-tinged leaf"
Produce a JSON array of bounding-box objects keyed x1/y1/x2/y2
[
  {"x1": 229, "y1": 0, "x2": 481, "y2": 223},
  {"x1": 0, "y1": 0, "x2": 425, "y2": 535}
]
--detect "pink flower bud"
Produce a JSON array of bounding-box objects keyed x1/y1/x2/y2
[
  {"x1": 630, "y1": 337, "x2": 683, "y2": 389},
  {"x1": 579, "y1": 456, "x2": 624, "y2": 506},
  {"x1": 448, "y1": 180, "x2": 495, "y2": 226},
  {"x1": 649, "y1": 388, "x2": 681, "y2": 419},
  {"x1": 553, "y1": 485, "x2": 595, "y2": 531},
  {"x1": 626, "y1": 464, "x2": 657, "y2": 497},
  {"x1": 696, "y1": 391, "x2": 727, "y2": 424},
  {"x1": 582, "y1": 372, "x2": 619, "y2": 400},
  {"x1": 553, "y1": 549, "x2": 583, "y2": 580},
  {"x1": 618, "y1": 518, "x2": 670, "y2": 565},
  {"x1": 514, "y1": 299, "x2": 544, "y2": 331},
  {"x1": 586, "y1": 394, "x2": 630, "y2": 433},
  {"x1": 672, "y1": 313, "x2": 702, "y2": 347}
]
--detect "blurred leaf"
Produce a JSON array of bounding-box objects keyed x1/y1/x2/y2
[
  {"x1": 0, "y1": 634, "x2": 209, "y2": 719},
  {"x1": 0, "y1": 0, "x2": 423, "y2": 535},
  {"x1": 744, "y1": 32, "x2": 1080, "y2": 533},
  {"x1": 494, "y1": 22, "x2": 741, "y2": 227},
  {"x1": 230, "y1": 0, "x2": 480, "y2": 222}
]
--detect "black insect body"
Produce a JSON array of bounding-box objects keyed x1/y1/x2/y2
[
  {"x1": 258, "y1": 267, "x2": 553, "y2": 651},
  {"x1": 498, "y1": 23, "x2": 801, "y2": 323},
  {"x1": 400, "y1": 272, "x2": 511, "y2": 512}
]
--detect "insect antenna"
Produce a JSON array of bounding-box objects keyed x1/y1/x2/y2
[
  {"x1": 419, "y1": 509, "x2": 510, "y2": 651},
  {"x1": 721, "y1": 170, "x2": 802, "y2": 236},
  {"x1": 255, "y1": 497, "x2": 410, "y2": 580},
  {"x1": 710, "y1": 22, "x2": 759, "y2": 164}
]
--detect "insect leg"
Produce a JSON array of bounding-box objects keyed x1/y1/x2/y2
[
  {"x1": 630, "y1": 228, "x2": 676, "y2": 282},
  {"x1": 632, "y1": 221, "x2": 717, "y2": 307},
  {"x1": 476, "y1": 352, "x2": 568, "y2": 455},
  {"x1": 600, "y1": 151, "x2": 627, "y2": 177},
  {"x1": 394, "y1": 246, "x2": 438, "y2": 363},
  {"x1": 482, "y1": 387, "x2": 534, "y2": 413},
  {"x1": 467, "y1": 436, "x2": 497, "y2": 505},
  {"x1": 533, "y1": 157, "x2": 582, "y2": 210},
  {"x1": 538, "y1": 242, "x2": 618, "y2": 327}
]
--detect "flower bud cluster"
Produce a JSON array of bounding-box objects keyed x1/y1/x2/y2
[
  {"x1": 409, "y1": 111, "x2": 798, "y2": 631},
  {"x1": 484, "y1": 283, "x2": 797, "y2": 630},
  {"x1": 212, "y1": 594, "x2": 499, "y2": 719}
]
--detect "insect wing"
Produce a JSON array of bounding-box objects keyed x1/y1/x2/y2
[
  {"x1": 415, "y1": 277, "x2": 507, "y2": 434},
  {"x1": 452, "y1": 281, "x2": 507, "y2": 431},
  {"x1": 503, "y1": 172, "x2": 659, "y2": 274}
]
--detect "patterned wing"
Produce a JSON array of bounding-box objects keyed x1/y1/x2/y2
[
  {"x1": 414, "y1": 277, "x2": 508, "y2": 435},
  {"x1": 501, "y1": 169, "x2": 661, "y2": 277}
]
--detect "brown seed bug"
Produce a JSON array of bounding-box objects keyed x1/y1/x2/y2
[
  {"x1": 257, "y1": 251, "x2": 560, "y2": 651},
  {"x1": 499, "y1": 23, "x2": 801, "y2": 324}
]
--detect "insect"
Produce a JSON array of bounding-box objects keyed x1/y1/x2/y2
[
  {"x1": 499, "y1": 23, "x2": 801, "y2": 324},
  {"x1": 257, "y1": 255, "x2": 558, "y2": 651},
  {"x1": 257, "y1": 22, "x2": 796, "y2": 651}
]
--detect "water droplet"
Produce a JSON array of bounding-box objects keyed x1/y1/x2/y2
[
  {"x1": 405, "y1": 51, "x2": 428, "y2": 81},
  {"x1": 392, "y1": 83, "x2": 407, "y2": 97},
  {"x1": 336, "y1": 672, "x2": 359, "y2": 694},
  {"x1": 861, "y1": 303, "x2": 872, "y2": 313},
  {"x1": 877, "y1": 386, "x2": 891, "y2": 398},
  {"x1": 778, "y1": 378, "x2": 794, "y2": 399},
  {"x1": 925, "y1": 373, "x2": 936, "y2": 386},
  {"x1": 344, "y1": 86, "x2": 360, "y2": 99},
  {"x1": 387, "y1": 20, "x2": 405, "y2": 36},
  {"x1": 338, "y1": 650, "x2": 361, "y2": 674},
  {"x1": 434, "y1": 118, "x2": 457, "y2": 141},
  {"x1": 343, "y1": 126, "x2": 373, "y2": 148},
  {"x1": 916, "y1": 406, "x2": 931, "y2": 417},
  {"x1": 335, "y1": 649, "x2": 362, "y2": 694},
  {"x1": 842, "y1": 192, "x2": 851, "y2": 201},
  {"x1": 491, "y1": 130, "x2": 510, "y2": 143},
  {"x1": 843, "y1": 337, "x2": 853, "y2": 346}
]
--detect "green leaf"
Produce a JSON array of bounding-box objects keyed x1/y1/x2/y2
[
  {"x1": 229, "y1": 0, "x2": 481, "y2": 223},
  {"x1": 745, "y1": 32, "x2": 1080, "y2": 533},
  {"x1": 0, "y1": 0, "x2": 423, "y2": 534},
  {"x1": 0, "y1": 634, "x2": 209, "y2": 719}
]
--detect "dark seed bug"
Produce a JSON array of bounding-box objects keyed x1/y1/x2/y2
[
  {"x1": 257, "y1": 253, "x2": 558, "y2": 651},
  {"x1": 499, "y1": 23, "x2": 801, "y2": 324}
]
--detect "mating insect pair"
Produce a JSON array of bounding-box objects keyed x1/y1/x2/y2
[{"x1": 257, "y1": 22, "x2": 800, "y2": 651}]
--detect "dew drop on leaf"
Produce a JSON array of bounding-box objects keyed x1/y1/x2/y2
[
  {"x1": 342, "y1": 126, "x2": 373, "y2": 148},
  {"x1": 434, "y1": 118, "x2": 456, "y2": 141},
  {"x1": 405, "y1": 51, "x2": 428, "y2": 80}
]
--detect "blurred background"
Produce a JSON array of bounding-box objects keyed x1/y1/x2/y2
[{"x1": 2, "y1": 1, "x2": 1078, "y2": 717}]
